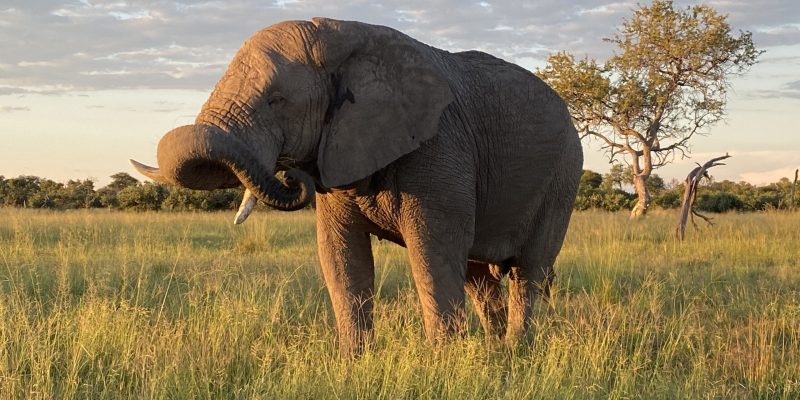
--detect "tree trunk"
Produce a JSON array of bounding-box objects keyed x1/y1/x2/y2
[
  {"x1": 675, "y1": 154, "x2": 731, "y2": 241},
  {"x1": 675, "y1": 168, "x2": 699, "y2": 241},
  {"x1": 791, "y1": 169, "x2": 798, "y2": 212},
  {"x1": 630, "y1": 174, "x2": 651, "y2": 218}
]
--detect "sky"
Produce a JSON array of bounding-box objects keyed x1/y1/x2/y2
[{"x1": 0, "y1": 0, "x2": 798, "y2": 187}]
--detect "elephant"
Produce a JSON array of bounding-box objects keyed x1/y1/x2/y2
[{"x1": 131, "y1": 18, "x2": 583, "y2": 354}]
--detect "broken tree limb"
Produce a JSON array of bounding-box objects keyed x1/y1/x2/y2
[
  {"x1": 791, "y1": 168, "x2": 798, "y2": 212},
  {"x1": 675, "y1": 153, "x2": 732, "y2": 241}
]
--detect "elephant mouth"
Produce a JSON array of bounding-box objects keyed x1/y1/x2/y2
[{"x1": 130, "y1": 124, "x2": 315, "y2": 223}]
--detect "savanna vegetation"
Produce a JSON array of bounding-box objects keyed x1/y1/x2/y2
[
  {"x1": 1, "y1": 168, "x2": 798, "y2": 213},
  {"x1": 0, "y1": 173, "x2": 243, "y2": 212},
  {"x1": 539, "y1": 0, "x2": 762, "y2": 217},
  {"x1": 574, "y1": 167, "x2": 800, "y2": 213},
  {"x1": 0, "y1": 2, "x2": 795, "y2": 397},
  {"x1": 0, "y1": 209, "x2": 798, "y2": 399}
]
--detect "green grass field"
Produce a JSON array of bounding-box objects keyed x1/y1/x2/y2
[{"x1": 0, "y1": 208, "x2": 798, "y2": 399}]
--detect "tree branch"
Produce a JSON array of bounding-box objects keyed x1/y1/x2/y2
[{"x1": 675, "y1": 153, "x2": 731, "y2": 240}]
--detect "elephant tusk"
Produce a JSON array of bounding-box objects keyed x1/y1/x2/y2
[
  {"x1": 130, "y1": 159, "x2": 169, "y2": 183},
  {"x1": 234, "y1": 189, "x2": 257, "y2": 225}
]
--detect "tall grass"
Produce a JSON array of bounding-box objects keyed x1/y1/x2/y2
[{"x1": 0, "y1": 208, "x2": 798, "y2": 399}]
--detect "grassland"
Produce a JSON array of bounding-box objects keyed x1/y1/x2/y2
[{"x1": 0, "y1": 208, "x2": 798, "y2": 399}]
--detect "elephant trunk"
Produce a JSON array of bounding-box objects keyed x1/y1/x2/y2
[{"x1": 131, "y1": 124, "x2": 314, "y2": 212}]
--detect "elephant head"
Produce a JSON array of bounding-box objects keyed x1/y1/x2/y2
[{"x1": 131, "y1": 18, "x2": 453, "y2": 222}]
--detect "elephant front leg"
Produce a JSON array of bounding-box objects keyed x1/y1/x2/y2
[
  {"x1": 403, "y1": 218, "x2": 472, "y2": 341},
  {"x1": 316, "y1": 206, "x2": 375, "y2": 356}
]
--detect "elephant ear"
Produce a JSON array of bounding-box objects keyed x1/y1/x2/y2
[{"x1": 313, "y1": 18, "x2": 454, "y2": 188}]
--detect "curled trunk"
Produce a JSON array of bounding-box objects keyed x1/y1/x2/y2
[{"x1": 131, "y1": 124, "x2": 313, "y2": 211}]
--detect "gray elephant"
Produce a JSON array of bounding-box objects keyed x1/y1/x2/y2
[{"x1": 132, "y1": 18, "x2": 582, "y2": 354}]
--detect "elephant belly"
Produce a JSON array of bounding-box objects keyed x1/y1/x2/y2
[
  {"x1": 469, "y1": 138, "x2": 565, "y2": 263},
  {"x1": 469, "y1": 191, "x2": 548, "y2": 263}
]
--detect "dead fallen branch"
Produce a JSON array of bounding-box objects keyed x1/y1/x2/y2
[
  {"x1": 791, "y1": 169, "x2": 798, "y2": 212},
  {"x1": 675, "y1": 153, "x2": 732, "y2": 241}
]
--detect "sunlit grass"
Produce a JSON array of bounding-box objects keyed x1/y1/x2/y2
[{"x1": 0, "y1": 208, "x2": 798, "y2": 399}]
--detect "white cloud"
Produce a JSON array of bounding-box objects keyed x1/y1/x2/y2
[
  {"x1": 756, "y1": 23, "x2": 800, "y2": 34},
  {"x1": 740, "y1": 167, "x2": 800, "y2": 185},
  {"x1": 488, "y1": 24, "x2": 513, "y2": 31},
  {"x1": 0, "y1": 84, "x2": 78, "y2": 95},
  {"x1": 0, "y1": 105, "x2": 30, "y2": 113},
  {"x1": 578, "y1": 2, "x2": 634, "y2": 15},
  {"x1": 1, "y1": 1, "x2": 798, "y2": 184},
  {"x1": 17, "y1": 61, "x2": 56, "y2": 67},
  {"x1": 108, "y1": 10, "x2": 152, "y2": 21},
  {"x1": 81, "y1": 69, "x2": 132, "y2": 76},
  {"x1": 1, "y1": 0, "x2": 798, "y2": 95},
  {"x1": 395, "y1": 9, "x2": 426, "y2": 24},
  {"x1": 273, "y1": 0, "x2": 301, "y2": 9}
]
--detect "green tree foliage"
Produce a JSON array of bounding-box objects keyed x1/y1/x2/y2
[
  {"x1": 63, "y1": 179, "x2": 101, "y2": 208},
  {"x1": 97, "y1": 172, "x2": 140, "y2": 208},
  {"x1": 0, "y1": 169, "x2": 794, "y2": 213},
  {"x1": 0, "y1": 177, "x2": 99, "y2": 209},
  {"x1": 601, "y1": 164, "x2": 630, "y2": 192},
  {"x1": 117, "y1": 182, "x2": 168, "y2": 211},
  {"x1": 0, "y1": 176, "x2": 42, "y2": 207},
  {"x1": 575, "y1": 170, "x2": 605, "y2": 210},
  {"x1": 0, "y1": 172, "x2": 245, "y2": 212},
  {"x1": 576, "y1": 168, "x2": 637, "y2": 211},
  {"x1": 162, "y1": 186, "x2": 242, "y2": 211},
  {"x1": 106, "y1": 172, "x2": 139, "y2": 192},
  {"x1": 694, "y1": 179, "x2": 794, "y2": 212},
  {"x1": 652, "y1": 184, "x2": 683, "y2": 209},
  {"x1": 538, "y1": 0, "x2": 762, "y2": 217}
]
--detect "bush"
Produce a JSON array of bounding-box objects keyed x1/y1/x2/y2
[
  {"x1": 653, "y1": 190, "x2": 682, "y2": 209},
  {"x1": 696, "y1": 191, "x2": 744, "y2": 212},
  {"x1": 117, "y1": 183, "x2": 168, "y2": 211}
]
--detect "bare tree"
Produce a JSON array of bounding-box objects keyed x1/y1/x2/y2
[{"x1": 675, "y1": 154, "x2": 731, "y2": 241}]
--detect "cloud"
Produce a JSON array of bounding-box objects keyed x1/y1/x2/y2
[
  {"x1": 17, "y1": 61, "x2": 57, "y2": 67},
  {"x1": 706, "y1": 0, "x2": 800, "y2": 46},
  {"x1": 0, "y1": 0, "x2": 797, "y2": 95},
  {"x1": 0, "y1": 106, "x2": 30, "y2": 113},
  {"x1": 0, "y1": 84, "x2": 80, "y2": 96},
  {"x1": 720, "y1": 150, "x2": 800, "y2": 185},
  {"x1": 740, "y1": 166, "x2": 800, "y2": 185},
  {"x1": 578, "y1": 2, "x2": 635, "y2": 16},
  {"x1": 749, "y1": 79, "x2": 800, "y2": 100}
]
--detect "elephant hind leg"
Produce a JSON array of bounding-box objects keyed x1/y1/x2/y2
[
  {"x1": 465, "y1": 261, "x2": 507, "y2": 337},
  {"x1": 506, "y1": 162, "x2": 578, "y2": 341},
  {"x1": 506, "y1": 263, "x2": 555, "y2": 341},
  {"x1": 506, "y1": 216, "x2": 567, "y2": 340}
]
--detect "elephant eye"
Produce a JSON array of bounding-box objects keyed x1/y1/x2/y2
[{"x1": 267, "y1": 94, "x2": 286, "y2": 107}]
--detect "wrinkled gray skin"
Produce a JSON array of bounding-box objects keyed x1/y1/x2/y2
[{"x1": 132, "y1": 18, "x2": 582, "y2": 355}]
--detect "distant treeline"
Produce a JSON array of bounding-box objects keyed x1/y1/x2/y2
[
  {"x1": 0, "y1": 173, "x2": 243, "y2": 211},
  {"x1": 0, "y1": 169, "x2": 797, "y2": 212},
  {"x1": 576, "y1": 166, "x2": 798, "y2": 212}
]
